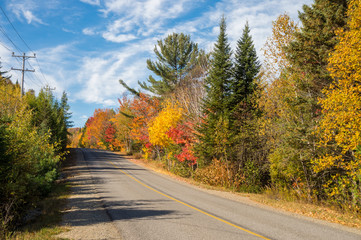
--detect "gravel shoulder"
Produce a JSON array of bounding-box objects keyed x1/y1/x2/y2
[{"x1": 56, "y1": 149, "x2": 121, "y2": 240}]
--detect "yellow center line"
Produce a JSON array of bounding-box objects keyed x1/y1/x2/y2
[{"x1": 108, "y1": 160, "x2": 270, "y2": 240}]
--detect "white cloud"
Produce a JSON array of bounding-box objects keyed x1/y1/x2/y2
[
  {"x1": 82, "y1": 0, "x2": 194, "y2": 42},
  {"x1": 62, "y1": 28, "x2": 76, "y2": 34},
  {"x1": 75, "y1": 44, "x2": 150, "y2": 105},
  {"x1": 159, "y1": 0, "x2": 312, "y2": 59},
  {"x1": 7, "y1": 0, "x2": 48, "y2": 25},
  {"x1": 102, "y1": 32, "x2": 137, "y2": 43},
  {"x1": 22, "y1": 9, "x2": 46, "y2": 24},
  {"x1": 82, "y1": 27, "x2": 96, "y2": 35},
  {"x1": 80, "y1": 0, "x2": 100, "y2": 6}
]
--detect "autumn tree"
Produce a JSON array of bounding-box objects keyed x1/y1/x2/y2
[
  {"x1": 139, "y1": 33, "x2": 199, "y2": 97},
  {"x1": 83, "y1": 109, "x2": 117, "y2": 150},
  {"x1": 112, "y1": 95, "x2": 134, "y2": 152},
  {"x1": 0, "y1": 77, "x2": 68, "y2": 234},
  {"x1": 261, "y1": 14, "x2": 304, "y2": 192},
  {"x1": 265, "y1": 0, "x2": 348, "y2": 199},
  {"x1": 314, "y1": 0, "x2": 361, "y2": 210}
]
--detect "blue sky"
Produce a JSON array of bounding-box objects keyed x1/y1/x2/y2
[{"x1": 0, "y1": 0, "x2": 312, "y2": 127}]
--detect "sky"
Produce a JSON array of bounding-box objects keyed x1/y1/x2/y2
[{"x1": 0, "y1": 0, "x2": 312, "y2": 127}]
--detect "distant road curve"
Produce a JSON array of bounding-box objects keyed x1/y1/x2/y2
[{"x1": 79, "y1": 148, "x2": 361, "y2": 240}]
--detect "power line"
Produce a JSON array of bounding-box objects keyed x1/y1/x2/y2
[
  {"x1": 0, "y1": 25, "x2": 23, "y2": 53},
  {"x1": 27, "y1": 60, "x2": 47, "y2": 86},
  {"x1": 34, "y1": 58, "x2": 49, "y2": 85},
  {"x1": 0, "y1": 41, "x2": 12, "y2": 52},
  {"x1": 0, "y1": 6, "x2": 33, "y2": 53},
  {"x1": 25, "y1": 71, "x2": 42, "y2": 88},
  {"x1": 0, "y1": 7, "x2": 51, "y2": 90}
]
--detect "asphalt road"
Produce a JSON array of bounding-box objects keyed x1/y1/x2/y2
[{"x1": 78, "y1": 148, "x2": 361, "y2": 240}]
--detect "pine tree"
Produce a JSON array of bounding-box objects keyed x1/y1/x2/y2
[
  {"x1": 195, "y1": 16, "x2": 233, "y2": 166},
  {"x1": 139, "y1": 33, "x2": 198, "y2": 97}
]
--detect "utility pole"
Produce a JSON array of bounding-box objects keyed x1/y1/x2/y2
[{"x1": 11, "y1": 52, "x2": 36, "y2": 96}]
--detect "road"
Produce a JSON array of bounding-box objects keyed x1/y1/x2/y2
[{"x1": 75, "y1": 148, "x2": 361, "y2": 240}]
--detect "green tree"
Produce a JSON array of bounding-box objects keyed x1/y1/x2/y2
[
  {"x1": 196, "y1": 16, "x2": 233, "y2": 167},
  {"x1": 139, "y1": 33, "x2": 199, "y2": 96},
  {"x1": 286, "y1": 0, "x2": 348, "y2": 94},
  {"x1": 230, "y1": 22, "x2": 267, "y2": 191},
  {"x1": 230, "y1": 22, "x2": 260, "y2": 112},
  {"x1": 25, "y1": 88, "x2": 71, "y2": 151}
]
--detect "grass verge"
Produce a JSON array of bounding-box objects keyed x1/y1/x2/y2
[{"x1": 7, "y1": 149, "x2": 76, "y2": 240}]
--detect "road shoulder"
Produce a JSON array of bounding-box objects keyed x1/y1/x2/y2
[{"x1": 56, "y1": 149, "x2": 121, "y2": 240}]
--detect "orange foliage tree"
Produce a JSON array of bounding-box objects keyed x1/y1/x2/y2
[{"x1": 82, "y1": 108, "x2": 120, "y2": 150}]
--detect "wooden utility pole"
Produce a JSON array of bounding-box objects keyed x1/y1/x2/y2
[{"x1": 11, "y1": 52, "x2": 36, "y2": 96}]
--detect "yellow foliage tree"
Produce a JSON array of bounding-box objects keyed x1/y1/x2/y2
[
  {"x1": 314, "y1": 0, "x2": 361, "y2": 209},
  {"x1": 0, "y1": 77, "x2": 21, "y2": 117},
  {"x1": 148, "y1": 100, "x2": 183, "y2": 148}
]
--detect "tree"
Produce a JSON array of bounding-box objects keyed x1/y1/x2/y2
[
  {"x1": 139, "y1": 33, "x2": 199, "y2": 96},
  {"x1": 261, "y1": 14, "x2": 303, "y2": 191},
  {"x1": 267, "y1": 0, "x2": 348, "y2": 199},
  {"x1": 148, "y1": 100, "x2": 183, "y2": 148},
  {"x1": 314, "y1": 0, "x2": 361, "y2": 210},
  {"x1": 286, "y1": 0, "x2": 348, "y2": 95},
  {"x1": 195, "y1": 16, "x2": 233, "y2": 166},
  {"x1": 230, "y1": 22, "x2": 260, "y2": 113},
  {"x1": 25, "y1": 88, "x2": 71, "y2": 151},
  {"x1": 83, "y1": 109, "x2": 116, "y2": 150},
  {"x1": 229, "y1": 22, "x2": 267, "y2": 191}
]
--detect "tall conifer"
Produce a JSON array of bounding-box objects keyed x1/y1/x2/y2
[
  {"x1": 196, "y1": 16, "x2": 233, "y2": 166},
  {"x1": 230, "y1": 23, "x2": 267, "y2": 191},
  {"x1": 230, "y1": 22, "x2": 260, "y2": 112}
]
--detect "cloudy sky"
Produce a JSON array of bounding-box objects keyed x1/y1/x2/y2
[{"x1": 0, "y1": 0, "x2": 312, "y2": 127}]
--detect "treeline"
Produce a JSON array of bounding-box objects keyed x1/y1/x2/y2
[
  {"x1": 0, "y1": 72, "x2": 71, "y2": 235},
  {"x1": 71, "y1": 0, "x2": 361, "y2": 212}
]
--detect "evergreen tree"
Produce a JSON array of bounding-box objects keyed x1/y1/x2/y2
[
  {"x1": 57, "y1": 92, "x2": 72, "y2": 150},
  {"x1": 195, "y1": 16, "x2": 233, "y2": 166},
  {"x1": 139, "y1": 33, "x2": 199, "y2": 96},
  {"x1": 0, "y1": 62, "x2": 11, "y2": 83},
  {"x1": 230, "y1": 22, "x2": 260, "y2": 112},
  {"x1": 230, "y1": 22, "x2": 267, "y2": 191},
  {"x1": 286, "y1": 0, "x2": 348, "y2": 95}
]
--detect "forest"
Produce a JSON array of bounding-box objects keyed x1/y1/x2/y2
[
  {"x1": 69, "y1": 0, "x2": 361, "y2": 214},
  {"x1": 0, "y1": 72, "x2": 71, "y2": 234}
]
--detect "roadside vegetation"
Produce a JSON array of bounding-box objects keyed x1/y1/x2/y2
[
  {"x1": 69, "y1": 0, "x2": 361, "y2": 223},
  {"x1": 0, "y1": 71, "x2": 72, "y2": 237}
]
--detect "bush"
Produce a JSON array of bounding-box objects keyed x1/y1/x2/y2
[{"x1": 0, "y1": 106, "x2": 61, "y2": 236}]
